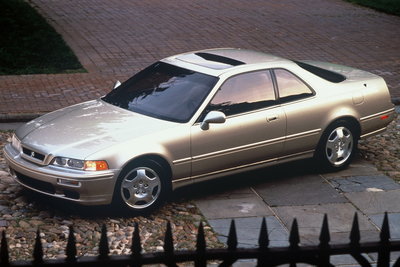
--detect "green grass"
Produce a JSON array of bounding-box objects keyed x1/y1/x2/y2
[
  {"x1": 0, "y1": 0, "x2": 85, "y2": 75},
  {"x1": 346, "y1": 0, "x2": 400, "y2": 16}
]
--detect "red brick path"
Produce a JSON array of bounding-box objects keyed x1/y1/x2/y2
[{"x1": 1, "y1": 0, "x2": 399, "y2": 118}]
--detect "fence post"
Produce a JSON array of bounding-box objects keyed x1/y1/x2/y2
[
  {"x1": 220, "y1": 220, "x2": 238, "y2": 267},
  {"x1": 32, "y1": 229, "x2": 43, "y2": 265},
  {"x1": 0, "y1": 231, "x2": 9, "y2": 266},
  {"x1": 377, "y1": 212, "x2": 390, "y2": 267},
  {"x1": 349, "y1": 213, "x2": 370, "y2": 266},
  {"x1": 131, "y1": 222, "x2": 142, "y2": 267},
  {"x1": 163, "y1": 221, "x2": 177, "y2": 267},
  {"x1": 66, "y1": 225, "x2": 77, "y2": 263},
  {"x1": 318, "y1": 214, "x2": 330, "y2": 267},
  {"x1": 257, "y1": 217, "x2": 269, "y2": 267},
  {"x1": 98, "y1": 224, "x2": 110, "y2": 261},
  {"x1": 289, "y1": 218, "x2": 300, "y2": 267},
  {"x1": 195, "y1": 222, "x2": 206, "y2": 267}
]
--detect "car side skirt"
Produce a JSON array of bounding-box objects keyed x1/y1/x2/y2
[{"x1": 171, "y1": 150, "x2": 314, "y2": 189}]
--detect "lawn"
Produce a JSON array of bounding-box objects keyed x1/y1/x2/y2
[
  {"x1": 0, "y1": 0, "x2": 85, "y2": 75},
  {"x1": 346, "y1": 0, "x2": 400, "y2": 16}
]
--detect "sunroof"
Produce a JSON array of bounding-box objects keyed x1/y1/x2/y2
[{"x1": 195, "y1": 53, "x2": 245, "y2": 66}]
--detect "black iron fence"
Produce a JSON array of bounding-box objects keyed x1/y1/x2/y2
[{"x1": 1, "y1": 212, "x2": 400, "y2": 266}]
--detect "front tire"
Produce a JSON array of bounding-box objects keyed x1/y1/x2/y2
[
  {"x1": 113, "y1": 159, "x2": 169, "y2": 214},
  {"x1": 315, "y1": 120, "x2": 358, "y2": 171}
]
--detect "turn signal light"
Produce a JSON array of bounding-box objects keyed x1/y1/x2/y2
[
  {"x1": 84, "y1": 160, "x2": 109, "y2": 171},
  {"x1": 380, "y1": 115, "x2": 389, "y2": 120}
]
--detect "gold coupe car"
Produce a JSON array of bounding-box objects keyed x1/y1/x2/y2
[{"x1": 3, "y1": 48, "x2": 395, "y2": 213}]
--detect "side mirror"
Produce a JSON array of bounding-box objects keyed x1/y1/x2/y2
[
  {"x1": 200, "y1": 111, "x2": 226, "y2": 130},
  {"x1": 113, "y1": 80, "x2": 121, "y2": 89}
]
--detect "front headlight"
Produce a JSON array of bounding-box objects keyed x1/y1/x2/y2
[
  {"x1": 52, "y1": 157, "x2": 108, "y2": 171},
  {"x1": 11, "y1": 134, "x2": 22, "y2": 152}
]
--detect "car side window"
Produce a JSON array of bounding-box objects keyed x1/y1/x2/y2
[
  {"x1": 274, "y1": 69, "x2": 313, "y2": 102},
  {"x1": 204, "y1": 70, "x2": 276, "y2": 118}
]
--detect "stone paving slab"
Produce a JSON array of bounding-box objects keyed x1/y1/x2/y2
[
  {"x1": 345, "y1": 189, "x2": 400, "y2": 215},
  {"x1": 1, "y1": 0, "x2": 400, "y2": 117},
  {"x1": 272, "y1": 204, "x2": 377, "y2": 240},
  {"x1": 321, "y1": 159, "x2": 381, "y2": 179},
  {"x1": 207, "y1": 216, "x2": 289, "y2": 248},
  {"x1": 369, "y1": 213, "x2": 400, "y2": 240},
  {"x1": 330, "y1": 175, "x2": 400, "y2": 193},
  {"x1": 195, "y1": 196, "x2": 273, "y2": 219},
  {"x1": 253, "y1": 174, "x2": 347, "y2": 206},
  {"x1": 195, "y1": 187, "x2": 258, "y2": 201}
]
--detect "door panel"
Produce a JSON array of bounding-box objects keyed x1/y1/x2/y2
[{"x1": 191, "y1": 107, "x2": 286, "y2": 178}]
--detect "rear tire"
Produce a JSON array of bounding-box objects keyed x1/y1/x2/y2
[
  {"x1": 315, "y1": 120, "x2": 358, "y2": 171},
  {"x1": 113, "y1": 159, "x2": 170, "y2": 214}
]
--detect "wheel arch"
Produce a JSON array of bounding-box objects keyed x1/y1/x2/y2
[
  {"x1": 323, "y1": 116, "x2": 361, "y2": 139},
  {"x1": 118, "y1": 154, "x2": 173, "y2": 183}
]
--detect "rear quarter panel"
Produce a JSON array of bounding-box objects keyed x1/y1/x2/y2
[{"x1": 355, "y1": 77, "x2": 395, "y2": 137}]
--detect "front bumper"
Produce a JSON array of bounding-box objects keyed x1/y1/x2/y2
[{"x1": 3, "y1": 144, "x2": 118, "y2": 205}]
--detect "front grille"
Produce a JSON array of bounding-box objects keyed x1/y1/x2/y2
[
  {"x1": 15, "y1": 171, "x2": 55, "y2": 194},
  {"x1": 22, "y1": 147, "x2": 45, "y2": 161}
]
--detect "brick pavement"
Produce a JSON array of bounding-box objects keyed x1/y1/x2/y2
[{"x1": 1, "y1": 0, "x2": 399, "y2": 118}]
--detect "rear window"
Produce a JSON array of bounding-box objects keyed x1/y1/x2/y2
[{"x1": 294, "y1": 61, "x2": 346, "y2": 83}]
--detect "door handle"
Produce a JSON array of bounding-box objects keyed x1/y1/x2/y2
[{"x1": 267, "y1": 115, "x2": 278, "y2": 122}]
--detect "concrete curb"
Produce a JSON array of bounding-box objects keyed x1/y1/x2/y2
[{"x1": 0, "y1": 97, "x2": 399, "y2": 123}]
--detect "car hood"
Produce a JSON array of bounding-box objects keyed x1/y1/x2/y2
[{"x1": 16, "y1": 100, "x2": 178, "y2": 159}]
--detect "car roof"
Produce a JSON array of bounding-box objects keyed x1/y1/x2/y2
[{"x1": 162, "y1": 48, "x2": 291, "y2": 76}]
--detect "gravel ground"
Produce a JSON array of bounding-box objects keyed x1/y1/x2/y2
[
  {"x1": 0, "y1": 111, "x2": 398, "y2": 261},
  {"x1": 0, "y1": 131, "x2": 223, "y2": 261},
  {"x1": 358, "y1": 111, "x2": 400, "y2": 181}
]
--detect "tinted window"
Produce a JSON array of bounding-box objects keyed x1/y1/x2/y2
[
  {"x1": 102, "y1": 62, "x2": 218, "y2": 122},
  {"x1": 204, "y1": 70, "x2": 276, "y2": 117},
  {"x1": 274, "y1": 69, "x2": 313, "y2": 102},
  {"x1": 294, "y1": 61, "x2": 346, "y2": 83}
]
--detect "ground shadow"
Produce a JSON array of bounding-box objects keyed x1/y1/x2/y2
[{"x1": 19, "y1": 155, "x2": 347, "y2": 218}]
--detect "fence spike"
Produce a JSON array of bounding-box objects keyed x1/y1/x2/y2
[
  {"x1": 380, "y1": 212, "x2": 390, "y2": 243},
  {"x1": 195, "y1": 222, "x2": 206, "y2": 267},
  {"x1": 131, "y1": 222, "x2": 142, "y2": 256},
  {"x1": 350, "y1": 213, "x2": 360, "y2": 246},
  {"x1": 196, "y1": 222, "x2": 206, "y2": 252},
  {"x1": 163, "y1": 221, "x2": 177, "y2": 267},
  {"x1": 98, "y1": 224, "x2": 109, "y2": 260},
  {"x1": 164, "y1": 221, "x2": 174, "y2": 255},
  {"x1": 258, "y1": 217, "x2": 269, "y2": 249},
  {"x1": 289, "y1": 218, "x2": 300, "y2": 249},
  {"x1": 227, "y1": 220, "x2": 238, "y2": 250},
  {"x1": 33, "y1": 228, "x2": 44, "y2": 264},
  {"x1": 66, "y1": 225, "x2": 77, "y2": 262},
  {"x1": 319, "y1": 214, "x2": 330, "y2": 247},
  {"x1": 1, "y1": 231, "x2": 9, "y2": 265},
  {"x1": 378, "y1": 212, "x2": 391, "y2": 267}
]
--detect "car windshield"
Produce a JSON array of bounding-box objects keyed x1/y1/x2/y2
[{"x1": 102, "y1": 62, "x2": 218, "y2": 122}]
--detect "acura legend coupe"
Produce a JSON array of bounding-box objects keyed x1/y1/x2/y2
[{"x1": 4, "y1": 48, "x2": 395, "y2": 213}]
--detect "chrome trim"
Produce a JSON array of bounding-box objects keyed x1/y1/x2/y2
[
  {"x1": 172, "y1": 176, "x2": 192, "y2": 183},
  {"x1": 360, "y1": 107, "x2": 395, "y2": 121},
  {"x1": 172, "y1": 157, "x2": 191, "y2": 165},
  {"x1": 191, "y1": 157, "x2": 278, "y2": 180},
  {"x1": 285, "y1": 129, "x2": 321, "y2": 141},
  {"x1": 360, "y1": 127, "x2": 387, "y2": 139}
]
